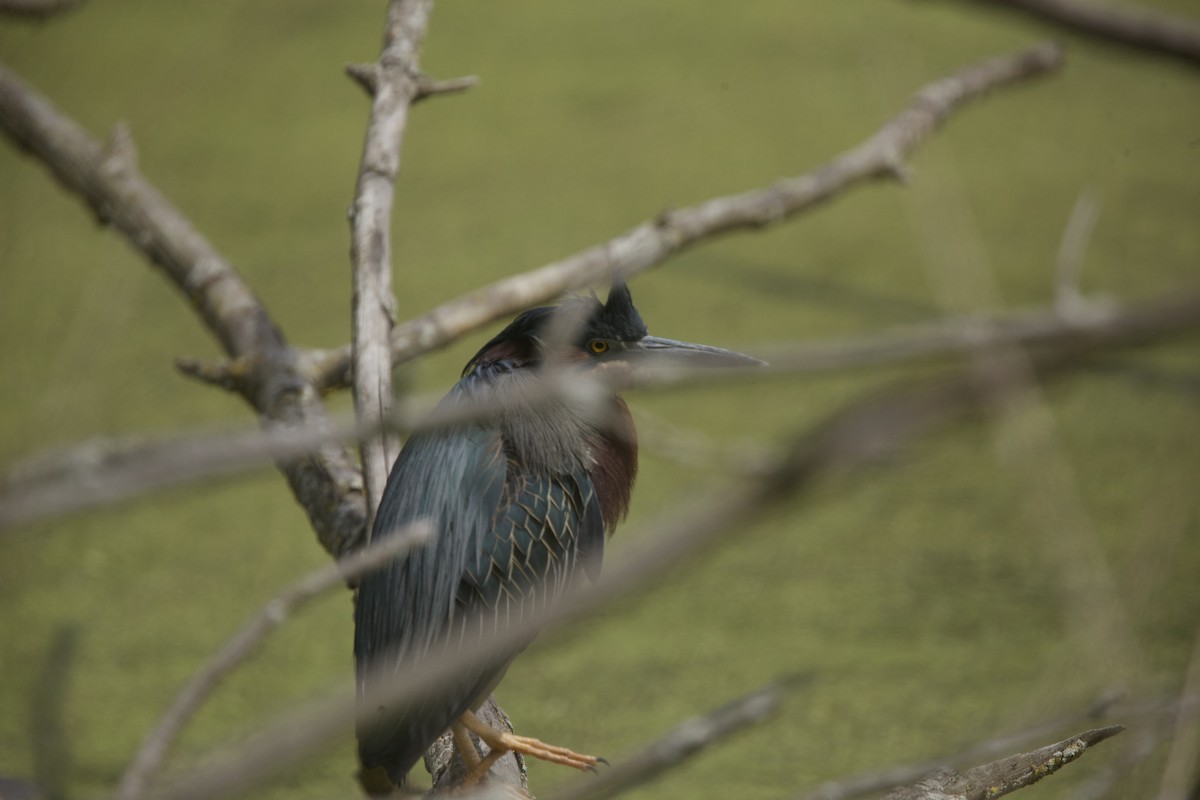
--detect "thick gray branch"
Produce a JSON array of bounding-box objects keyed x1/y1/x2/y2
[
  {"x1": 349, "y1": 0, "x2": 433, "y2": 522},
  {"x1": 0, "y1": 59, "x2": 367, "y2": 558}
]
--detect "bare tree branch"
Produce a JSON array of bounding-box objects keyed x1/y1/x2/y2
[
  {"x1": 345, "y1": 62, "x2": 478, "y2": 102},
  {"x1": 956, "y1": 0, "x2": 1200, "y2": 67},
  {"x1": 0, "y1": 0, "x2": 81, "y2": 18},
  {"x1": 114, "y1": 522, "x2": 432, "y2": 800},
  {"x1": 543, "y1": 682, "x2": 790, "y2": 800},
  {"x1": 1054, "y1": 189, "x2": 1102, "y2": 320},
  {"x1": 350, "y1": 0, "x2": 433, "y2": 523},
  {"x1": 0, "y1": 417, "x2": 365, "y2": 533},
  {"x1": 0, "y1": 59, "x2": 368, "y2": 557},
  {"x1": 882, "y1": 726, "x2": 1124, "y2": 800},
  {"x1": 1157, "y1": 629, "x2": 1200, "y2": 800},
  {"x1": 306, "y1": 41, "x2": 1065, "y2": 392},
  {"x1": 796, "y1": 689, "x2": 1123, "y2": 800}
]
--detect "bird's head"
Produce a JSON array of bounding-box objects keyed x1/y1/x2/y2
[{"x1": 463, "y1": 280, "x2": 763, "y2": 379}]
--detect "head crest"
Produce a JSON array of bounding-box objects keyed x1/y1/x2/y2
[{"x1": 463, "y1": 279, "x2": 647, "y2": 375}]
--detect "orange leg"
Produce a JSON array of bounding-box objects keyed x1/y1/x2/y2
[
  {"x1": 451, "y1": 720, "x2": 482, "y2": 771},
  {"x1": 457, "y1": 709, "x2": 602, "y2": 785}
]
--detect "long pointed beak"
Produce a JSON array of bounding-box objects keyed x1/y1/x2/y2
[{"x1": 625, "y1": 335, "x2": 766, "y2": 368}]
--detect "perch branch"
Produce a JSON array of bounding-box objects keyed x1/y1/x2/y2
[
  {"x1": 958, "y1": 0, "x2": 1200, "y2": 68},
  {"x1": 115, "y1": 522, "x2": 432, "y2": 800},
  {"x1": 0, "y1": 58, "x2": 367, "y2": 557},
  {"x1": 308, "y1": 40, "x2": 1064, "y2": 391},
  {"x1": 881, "y1": 726, "x2": 1124, "y2": 800},
  {"x1": 144, "y1": 280, "x2": 1196, "y2": 800},
  {"x1": 349, "y1": 0, "x2": 433, "y2": 521}
]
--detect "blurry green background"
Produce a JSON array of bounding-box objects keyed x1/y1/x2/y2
[{"x1": 2, "y1": 1, "x2": 1199, "y2": 798}]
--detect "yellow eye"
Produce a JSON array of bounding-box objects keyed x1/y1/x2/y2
[{"x1": 588, "y1": 338, "x2": 609, "y2": 354}]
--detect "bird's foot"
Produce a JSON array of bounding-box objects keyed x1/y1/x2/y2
[{"x1": 458, "y1": 709, "x2": 603, "y2": 785}]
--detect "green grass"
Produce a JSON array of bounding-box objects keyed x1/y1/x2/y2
[{"x1": 2, "y1": 2, "x2": 1199, "y2": 799}]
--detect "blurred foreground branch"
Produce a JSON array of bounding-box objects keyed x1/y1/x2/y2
[
  {"x1": 115, "y1": 522, "x2": 432, "y2": 800},
  {"x1": 4, "y1": 281, "x2": 1199, "y2": 532},
  {"x1": 957, "y1": 0, "x2": 1200, "y2": 67}
]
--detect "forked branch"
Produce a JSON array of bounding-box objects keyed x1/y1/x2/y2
[
  {"x1": 349, "y1": 0, "x2": 434, "y2": 520},
  {"x1": 308, "y1": 41, "x2": 1065, "y2": 391}
]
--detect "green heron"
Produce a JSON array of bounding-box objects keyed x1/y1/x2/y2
[{"x1": 354, "y1": 280, "x2": 760, "y2": 788}]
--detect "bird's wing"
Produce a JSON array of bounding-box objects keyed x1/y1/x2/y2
[
  {"x1": 353, "y1": 410, "x2": 508, "y2": 779},
  {"x1": 353, "y1": 388, "x2": 607, "y2": 782},
  {"x1": 457, "y1": 463, "x2": 607, "y2": 636}
]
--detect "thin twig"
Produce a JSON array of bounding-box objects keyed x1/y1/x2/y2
[
  {"x1": 114, "y1": 521, "x2": 432, "y2": 800},
  {"x1": 1156, "y1": 628, "x2": 1200, "y2": 800},
  {"x1": 0, "y1": 59, "x2": 367, "y2": 557},
  {"x1": 1067, "y1": 693, "x2": 1200, "y2": 800},
  {"x1": 144, "y1": 295, "x2": 1194, "y2": 800},
  {"x1": 345, "y1": 64, "x2": 477, "y2": 101},
  {"x1": 882, "y1": 726, "x2": 1124, "y2": 800},
  {"x1": 959, "y1": 0, "x2": 1200, "y2": 68},
  {"x1": 543, "y1": 682, "x2": 790, "y2": 800},
  {"x1": 349, "y1": 0, "x2": 433, "y2": 522},
  {"x1": 414, "y1": 73, "x2": 479, "y2": 103},
  {"x1": 1055, "y1": 190, "x2": 1103, "y2": 320},
  {"x1": 307, "y1": 41, "x2": 1065, "y2": 392}
]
